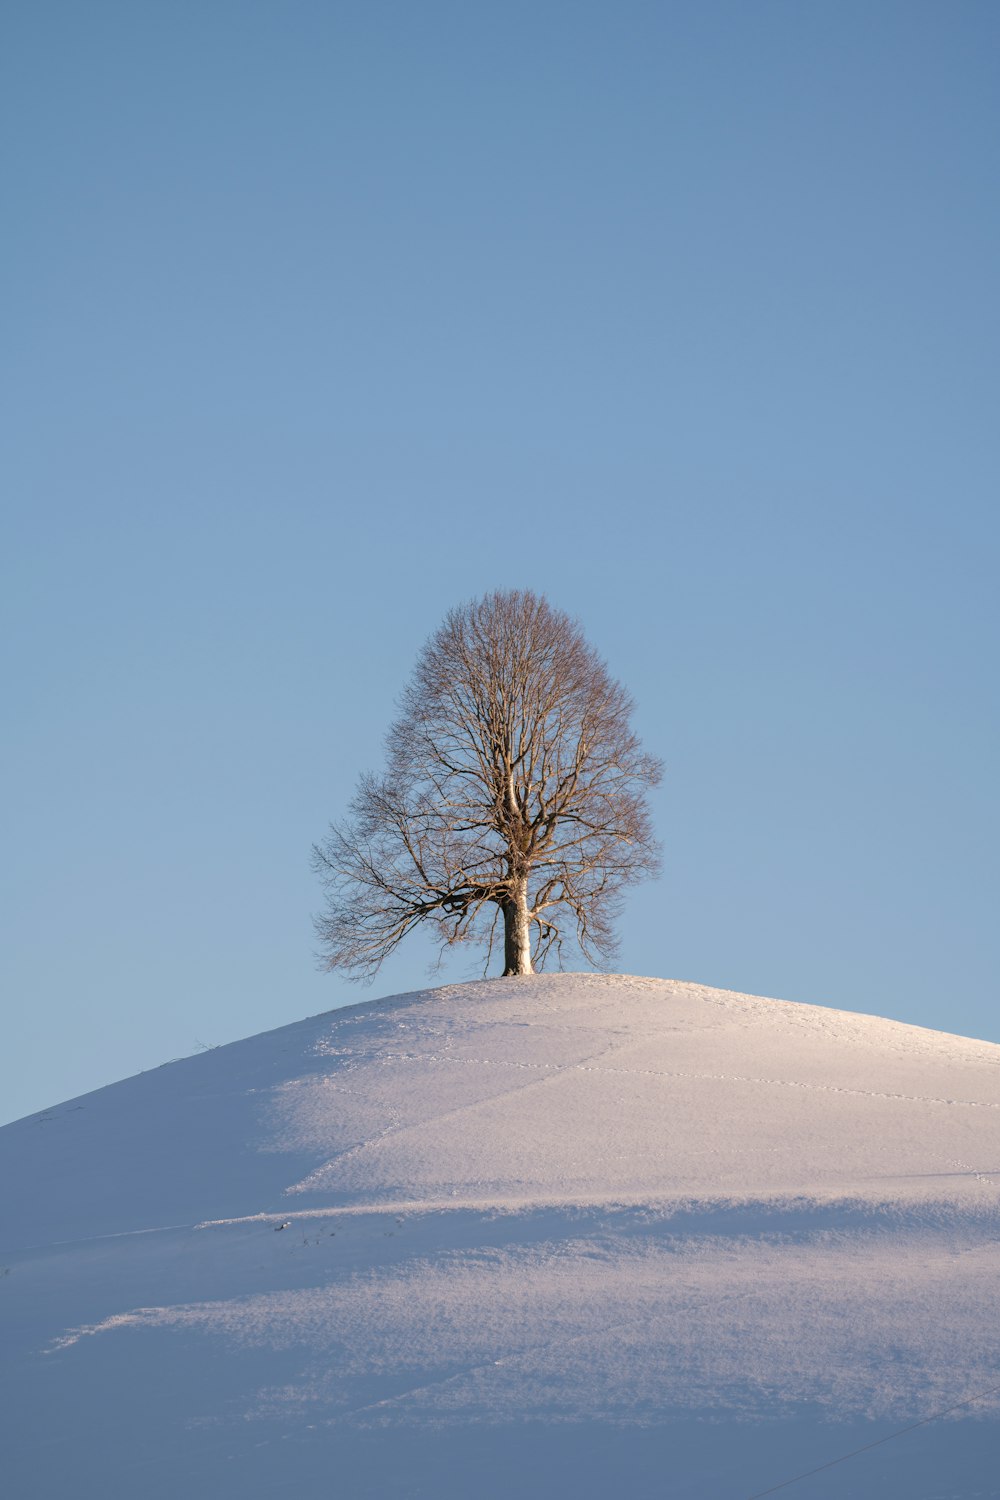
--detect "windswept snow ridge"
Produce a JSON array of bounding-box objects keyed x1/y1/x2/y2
[{"x1": 2, "y1": 974, "x2": 999, "y2": 1499}]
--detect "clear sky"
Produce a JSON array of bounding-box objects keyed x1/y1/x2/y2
[{"x1": 3, "y1": 0, "x2": 998, "y2": 1126}]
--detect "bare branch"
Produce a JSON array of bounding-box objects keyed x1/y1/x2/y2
[{"x1": 313, "y1": 589, "x2": 662, "y2": 980}]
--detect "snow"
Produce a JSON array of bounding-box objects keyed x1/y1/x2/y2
[{"x1": 2, "y1": 973, "x2": 1000, "y2": 1498}]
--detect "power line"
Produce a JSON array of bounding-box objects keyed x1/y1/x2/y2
[{"x1": 746, "y1": 1381, "x2": 1000, "y2": 1498}]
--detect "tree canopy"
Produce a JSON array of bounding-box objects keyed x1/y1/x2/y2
[{"x1": 313, "y1": 589, "x2": 662, "y2": 979}]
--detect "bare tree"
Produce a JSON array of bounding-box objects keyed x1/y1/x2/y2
[{"x1": 313, "y1": 589, "x2": 662, "y2": 980}]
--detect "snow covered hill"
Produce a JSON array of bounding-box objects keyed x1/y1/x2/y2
[{"x1": 3, "y1": 974, "x2": 1000, "y2": 1499}]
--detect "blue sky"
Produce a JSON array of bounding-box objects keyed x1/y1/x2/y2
[{"x1": 3, "y1": 0, "x2": 998, "y2": 1125}]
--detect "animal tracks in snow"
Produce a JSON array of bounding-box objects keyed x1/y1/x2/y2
[{"x1": 341, "y1": 1048, "x2": 999, "y2": 1114}]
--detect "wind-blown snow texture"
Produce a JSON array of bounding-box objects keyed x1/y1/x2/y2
[{"x1": 2, "y1": 974, "x2": 999, "y2": 1498}]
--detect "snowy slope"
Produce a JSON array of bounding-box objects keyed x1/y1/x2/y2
[{"x1": 2, "y1": 974, "x2": 999, "y2": 1499}]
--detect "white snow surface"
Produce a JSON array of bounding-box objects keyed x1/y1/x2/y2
[{"x1": 3, "y1": 973, "x2": 1000, "y2": 1499}]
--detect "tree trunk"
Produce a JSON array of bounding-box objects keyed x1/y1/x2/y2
[{"x1": 502, "y1": 879, "x2": 533, "y2": 976}]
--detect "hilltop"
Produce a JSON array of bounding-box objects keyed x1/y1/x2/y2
[{"x1": 3, "y1": 974, "x2": 999, "y2": 1498}]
